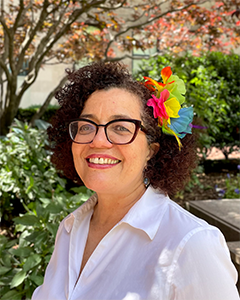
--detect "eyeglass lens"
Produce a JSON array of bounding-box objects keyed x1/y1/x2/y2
[{"x1": 69, "y1": 120, "x2": 137, "y2": 144}]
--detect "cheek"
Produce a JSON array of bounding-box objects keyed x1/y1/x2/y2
[
  {"x1": 71, "y1": 143, "x2": 75, "y2": 156},
  {"x1": 71, "y1": 144, "x2": 78, "y2": 162},
  {"x1": 126, "y1": 146, "x2": 149, "y2": 171},
  {"x1": 71, "y1": 144, "x2": 84, "y2": 166}
]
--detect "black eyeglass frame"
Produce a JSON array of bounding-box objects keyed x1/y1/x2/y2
[{"x1": 69, "y1": 118, "x2": 148, "y2": 145}]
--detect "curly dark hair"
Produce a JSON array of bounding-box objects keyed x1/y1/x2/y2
[{"x1": 48, "y1": 61, "x2": 197, "y2": 196}]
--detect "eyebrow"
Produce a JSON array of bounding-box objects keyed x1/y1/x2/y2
[{"x1": 79, "y1": 114, "x2": 133, "y2": 120}]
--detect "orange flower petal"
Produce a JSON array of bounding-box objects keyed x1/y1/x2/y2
[{"x1": 161, "y1": 66, "x2": 172, "y2": 84}]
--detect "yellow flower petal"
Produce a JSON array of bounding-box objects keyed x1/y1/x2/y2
[
  {"x1": 164, "y1": 97, "x2": 181, "y2": 119},
  {"x1": 162, "y1": 125, "x2": 183, "y2": 150}
]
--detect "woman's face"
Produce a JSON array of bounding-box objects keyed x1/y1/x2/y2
[{"x1": 71, "y1": 88, "x2": 155, "y2": 196}]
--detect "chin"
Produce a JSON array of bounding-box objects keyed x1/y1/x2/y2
[{"x1": 83, "y1": 178, "x2": 113, "y2": 194}]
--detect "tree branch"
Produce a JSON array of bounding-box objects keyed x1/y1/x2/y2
[
  {"x1": 15, "y1": 1, "x2": 90, "y2": 100},
  {"x1": 16, "y1": 0, "x2": 51, "y2": 73},
  {"x1": 31, "y1": 0, "x2": 110, "y2": 72},
  {"x1": 13, "y1": 0, "x2": 29, "y2": 31},
  {"x1": 0, "y1": 15, "x2": 11, "y2": 38},
  {"x1": 98, "y1": 0, "x2": 127, "y2": 11},
  {"x1": 103, "y1": 0, "x2": 209, "y2": 58},
  {"x1": 30, "y1": 74, "x2": 68, "y2": 126},
  {"x1": 0, "y1": 58, "x2": 11, "y2": 83}
]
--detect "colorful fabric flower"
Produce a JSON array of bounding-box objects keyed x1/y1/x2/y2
[
  {"x1": 169, "y1": 107, "x2": 194, "y2": 138},
  {"x1": 147, "y1": 93, "x2": 168, "y2": 120},
  {"x1": 144, "y1": 66, "x2": 186, "y2": 104},
  {"x1": 144, "y1": 66, "x2": 193, "y2": 149},
  {"x1": 147, "y1": 89, "x2": 180, "y2": 126}
]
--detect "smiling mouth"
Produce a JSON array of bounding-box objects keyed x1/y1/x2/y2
[{"x1": 87, "y1": 157, "x2": 120, "y2": 165}]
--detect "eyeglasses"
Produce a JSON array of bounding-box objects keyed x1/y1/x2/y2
[{"x1": 69, "y1": 118, "x2": 148, "y2": 145}]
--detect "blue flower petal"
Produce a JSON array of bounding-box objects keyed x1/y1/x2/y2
[{"x1": 169, "y1": 107, "x2": 194, "y2": 138}]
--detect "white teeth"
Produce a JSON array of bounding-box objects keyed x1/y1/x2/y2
[
  {"x1": 92, "y1": 158, "x2": 99, "y2": 164},
  {"x1": 89, "y1": 157, "x2": 119, "y2": 164}
]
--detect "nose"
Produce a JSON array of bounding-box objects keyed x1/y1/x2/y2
[{"x1": 89, "y1": 126, "x2": 112, "y2": 148}]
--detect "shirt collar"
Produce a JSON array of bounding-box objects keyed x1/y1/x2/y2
[
  {"x1": 120, "y1": 186, "x2": 168, "y2": 240},
  {"x1": 64, "y1": 193, "x2": 98, "y2": 233},
  {"x1": 64, "y1": 186, "x2": 168, "y2": 240}
]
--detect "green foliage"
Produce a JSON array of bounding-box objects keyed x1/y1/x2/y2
[
  {"x1": 224, "y1": 174, "x2": 240, "y2": 199},
  {"x1": 0, "y1": 120, "x2": 93, "y2": 299},
  {"x1": 0, "y1": 119, "x2": 63, "y2": 226},
  {"x1": 134, "y1": 52, "x2": 240, "y2": 158},
  {"x1": 15, "y1": 106, "x2": 59, "y2": 124},
  {"x1": 215, "y1": 171, "x2": 240, "y2": 199}
]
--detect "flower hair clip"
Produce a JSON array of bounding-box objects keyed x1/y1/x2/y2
[{"x1": 144, "y1": 66, "x2": 193, "y2": 150}]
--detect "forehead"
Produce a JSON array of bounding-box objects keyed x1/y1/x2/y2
[{"x1": 81, "y1": 88, "x2": 142, "y2": 120}]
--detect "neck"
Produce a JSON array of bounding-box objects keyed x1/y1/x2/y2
[{"x1": 92, "y1": 183, "x2": 146, "y2": 227}]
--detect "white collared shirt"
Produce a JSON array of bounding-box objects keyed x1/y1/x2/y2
[{"x1": 31, "y1": 186, "x2": 239, "y2": 300}]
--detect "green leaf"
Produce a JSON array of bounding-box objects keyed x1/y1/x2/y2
[
  {"x1": 0, "y1": 266, "x2": 11, "y2": 276},
  {"x1": 34, "y1": 119, "x2": 51, "y2": 130},
  {"x1": 0, "y1": 235, "x2": 8, "y2": 247},
  {"x1": 1, "y1": 290, "x2": 22, "y2": 300},
  {"x1": 13, "y1": 215, "x2": 39, "y2": 226},
  {"x1": 26, "y1": 176, "x2": 34, "y2": 193},
  {"x1": 39, "y1": 197, "x2": 51, "y2": 205},
  {"x1": 70, "y1": 186, "x2": 89, "y2": 194},
  {"x1": 46, "y1": 222, "x2": 58, "y2": 237},
  {"x1": 6, "y1": 239, "x2": 18, "y2": 249},
  {"x1": 29, "y1": 274, "x2": 44, "y2": 286},
  {"x1": 25, "y1": 231, "x2": 41, "y2": 243},
  {"x1": 34, "y1": 231, "x2": 49, "y2": 248},
  {"x1": 23, "y1": 254, "x2": 41, "y2": 272},
  {"x1": 0, "y1": 252, "x2": 12, "y2": 268},
  {"x1": 9, "y1": 246, "x2": 32, "y2": 258},
  {"x1": 10, "y1": 270, "x2": 26, "y2": 288},
  {"x1": 46, "y1": 202, "x2": 63, "y2": 214}
]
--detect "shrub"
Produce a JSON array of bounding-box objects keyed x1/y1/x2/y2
[
  {"x1": 15, "y1": 106, "x2": 58, "y2": 124},
  {"x1": 0, "y1": 185, "x2": 92, "y2": 300},
  {"x1": 215, "y1": 167, "x2": 240, "y2": 199},
  {"x1": 0, "y1": 119, "x2": 64, "y2": 227},
  {"x1": 134, "y1": 52, "x2": 240, "y2": 159},
  {"x1": 0, "y1": 120, "x2": 93, "y2": 299}
]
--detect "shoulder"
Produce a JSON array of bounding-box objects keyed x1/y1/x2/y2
[
  {"x1": 164, "y1": 200, "x2": 231, "y2": 268},
  {"x1": 163, "y1": 197, "x2": 216, "y2": 238},
  {"x1": 154, "y1": 194, "x2": 228, "y2": 260},
  {"x1": 145, "y1": 187, "x2": 218, "y2": 243},
  {"x1": 159, "y1": 199, "x2": 239, "y2": 299},
  {"x1": 167, "y1": 207, "x2": 239, "y2": 299}
]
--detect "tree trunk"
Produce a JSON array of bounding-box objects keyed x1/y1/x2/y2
[
  {"x1": 0, "y1": 105, "x2": 16, "y2": 136},
  {"x1": 0, "y1": 84, "x2": 19, "y2": 136}
]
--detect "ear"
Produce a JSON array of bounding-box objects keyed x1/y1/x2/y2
[{"x1": 147, "y1": 142, "x2": 160, "y2": 161}]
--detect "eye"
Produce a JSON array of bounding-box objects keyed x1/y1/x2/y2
[
  {"x1": 78, "y1": 123, "x2": 95, "y2": 134},
  {"x1": 109, "y1": 121, "x2": 134, "y2": 135},
  {"x1": 113, "y1": 125, "x2": 130, "y2": 132}
]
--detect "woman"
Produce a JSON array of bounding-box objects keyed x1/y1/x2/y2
[{"x1": 32, "y1": 62, "x2": 239, "y2": 300}]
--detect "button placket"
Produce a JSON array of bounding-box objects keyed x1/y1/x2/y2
[
  {"x1": 68, "y1": 212, "x2": 92, "y2": 300},
  {"x1": 77, "y1": 239, "x2": 106, "y2": 280},
  {"x1": 71, "y1": 225, "x2": 120, "y2": 299}
]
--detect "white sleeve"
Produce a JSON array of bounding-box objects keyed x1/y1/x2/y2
[{"x1": 172, "y1": 227, "x2": 239, "y2": 300}]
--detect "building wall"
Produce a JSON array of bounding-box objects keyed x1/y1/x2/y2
[{"x1": 18, "y1": 63, "x2": 69, "y2": 108}]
